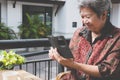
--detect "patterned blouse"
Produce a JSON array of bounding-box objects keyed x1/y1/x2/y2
[{"x1": 69, "y1": 21, "x2": 120, "y2": 80}]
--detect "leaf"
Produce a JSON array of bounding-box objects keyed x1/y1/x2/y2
[{"x1": 0, "y1": 50, "x2": 25, "y2": 70}]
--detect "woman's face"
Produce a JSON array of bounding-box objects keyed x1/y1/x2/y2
[{"x1": 80, "y1": 7, "x2": 107, "y2": 33}]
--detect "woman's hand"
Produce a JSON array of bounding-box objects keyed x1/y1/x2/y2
[
  {"x1": 48, "y1": 47, "x2": 64, "y2": 61},
  {"x1": 48, "y1": 47, "x2": 56, "y2": 60},
  {"x1": 49, "y1": 47, "x2": 101, "y2": 77},
  {"x1": 48, "y1": 47, "x2": 74, "y2": 67}
]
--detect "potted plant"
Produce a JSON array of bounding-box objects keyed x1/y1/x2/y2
[
  {"x1": 0, "y1": 23, "x2": 17, "y2": 40},
  {"x1": 0, "y1": 50, "x2": 25, "y2": 70},
  {"x1": 18, "y1": 13, "x2": 51, "y2": 39}
]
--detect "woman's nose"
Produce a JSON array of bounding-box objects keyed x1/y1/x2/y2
[{"x1": 82, "y1": 18, "x2": 89, "y2": 24}]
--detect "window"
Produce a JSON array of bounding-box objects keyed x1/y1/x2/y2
[
  {"x1": 23, "y1": 5, "x2": 52, "y2": 27},
  {"x1": 21, "y1": 5, "x2": 52, "y2": 38}
]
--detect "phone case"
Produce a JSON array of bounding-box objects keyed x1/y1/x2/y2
[{"x1": 48, "y1": 36, "x2": 73, "y2": 58}]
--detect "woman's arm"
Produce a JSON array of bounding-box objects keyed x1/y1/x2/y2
[{"x1": 49, "y1": 47, "x2": 101, "y2": 78}]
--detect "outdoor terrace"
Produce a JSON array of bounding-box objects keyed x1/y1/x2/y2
[{"x1": 0, "y1": 38, "x2": 70, "y2": 80}]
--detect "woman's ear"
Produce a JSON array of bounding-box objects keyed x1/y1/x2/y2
[{"x1": 101, "y1": 11, "x2": 108, "y2": 20}]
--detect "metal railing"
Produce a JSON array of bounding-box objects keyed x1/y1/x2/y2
[{"x1": 14, "y1": 58, "x2": 58, "y2": 80}]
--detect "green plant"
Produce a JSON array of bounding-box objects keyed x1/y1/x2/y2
[
  {"x1": 0, "y1": 23, "x2": 17, "y2": 40},
  {"x1": 18, "y1": 13, "x2": 51, "y2": 39},
  {"x1": 0, "y1": 50, "x2": 25, "y2": 70}
]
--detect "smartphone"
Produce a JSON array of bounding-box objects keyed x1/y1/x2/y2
[{"x1": 48, "y1": 36, "x2": 73, "y2": 58}]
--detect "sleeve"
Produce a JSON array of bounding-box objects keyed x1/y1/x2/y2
[{"x1": 98, "y1": 37, "x2": 120, "y2": 78}]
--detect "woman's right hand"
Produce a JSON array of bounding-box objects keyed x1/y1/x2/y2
[
  {"x1": 48, "y1": 47, "x2": 56, "y2": 60},
  {"x1": 48, "y1": 47, "x2": 74, "y2": 68}
]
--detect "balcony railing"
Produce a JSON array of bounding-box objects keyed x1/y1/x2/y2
[
  {"x1": 15, "y1": 58, "x2": 58, "y2": 80},
  {"x1": 0, "y1": 38, "x2": 70, "y2": 80}
]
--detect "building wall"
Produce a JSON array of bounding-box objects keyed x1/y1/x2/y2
[
  {"x1": 0, "y1": 0, "x2": 22, "y2": 33},
  {"x1": 0, "y1": 0, "x2": 7, "y2": 25},
  {"x1": 53, "y1": 0, "x2": 82, "y2": 38},
  {"x1": 111, "y1": 3, "x2": 120, "y2": 27},
  {"x1": 0, "y1": 0, "x2": 120, "y2": 38},
  {"x1": 7, "y1": 1, "x2": 22, "y2": 33}
]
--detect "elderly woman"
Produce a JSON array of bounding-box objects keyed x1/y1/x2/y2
[{"x1": 49, "y1": 0, "x2": 120, "y2": 80}]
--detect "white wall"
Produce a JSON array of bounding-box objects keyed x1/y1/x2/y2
[
  {"x1": 0, "y1": 0, "x2": 22, "y2": 33},
  {"x1": 111, "y1": 3, "x2": 120, "y2": 28},
  {"x1": 65, "y1": 0, "x2": 82, "y2": 33},
  {"x1": 53, "y1": 0, "x2": 82, "y2": 38},
  {"x1": 0, "y1": 0, "x2": 7, "y2": 24},
  {"x1": 7, "y1": 1, "x2": 22, "y2": 33},
  {"x1": 52, "y1": 4, "x2": 67, "y2": 36}
]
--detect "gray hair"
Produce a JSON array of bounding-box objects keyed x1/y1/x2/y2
[{"x1": 78, "y1": 0, "x2": 112, "y2": 17}]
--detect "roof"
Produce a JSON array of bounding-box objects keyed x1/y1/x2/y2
[
  {"x1": 111, "y1": 0, "x2": 120, "y2": 3},
  {"x1": 9, "y1": 0, "x2": 120, "y2": 5},
  {"x1": 10, "y1": 0, "x2": 65, "y2": 5}
]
